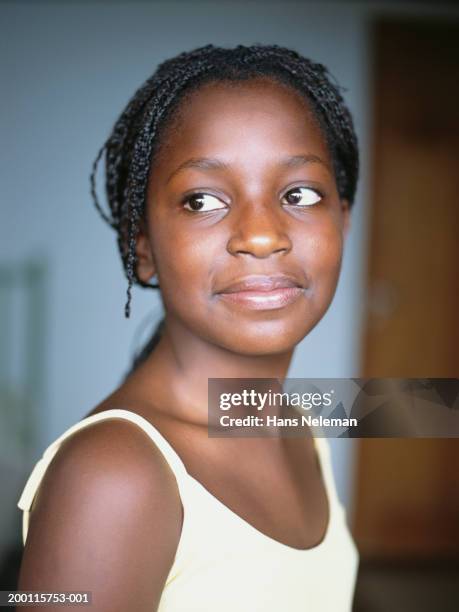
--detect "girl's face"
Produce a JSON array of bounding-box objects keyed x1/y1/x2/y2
[{"x1": 137, "y1": 77, "x2": 350, "y2": 355}]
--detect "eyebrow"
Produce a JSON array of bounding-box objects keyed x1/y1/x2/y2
[{"x1": 166, "y1": 154, "x2": 329, "y2": 184}]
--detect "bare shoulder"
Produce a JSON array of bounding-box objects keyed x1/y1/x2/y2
[{"x1": 18, "y1": 417, "x2": 182, "y2": 612}]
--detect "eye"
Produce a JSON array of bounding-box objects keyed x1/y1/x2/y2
[
  {"x1": 282, "y1": 186, "x2": 322, "y2": 207},
  {"x1": 182, "y1": 192, "x2": 227, "y2": 212}
]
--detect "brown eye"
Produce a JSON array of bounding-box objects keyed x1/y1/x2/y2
[
  {"x1": 183, "y1": 193, "x2": 227, "y2": 212},
  {"x1": 282, "y1": 187, "x2": 322, "y2": 207}
]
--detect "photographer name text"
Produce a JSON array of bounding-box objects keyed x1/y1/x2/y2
[{"x1": 219, "y1": 415, "x2": 357, "y2": 428}]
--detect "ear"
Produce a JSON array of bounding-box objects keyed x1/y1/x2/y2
[
  {"x1": 135, "y1": 219, "x2": 157, "y2": 283},
  {"x1": 340, "y1": 199, "x2": 351, "y2": 240}
]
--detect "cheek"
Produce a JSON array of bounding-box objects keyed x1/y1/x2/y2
[
  {"x1": 148, "y1": 216, "x2": 218, "y2": 305},
  {"x1": 300, "y1": 218, "x2": 344, "y2": 294}
]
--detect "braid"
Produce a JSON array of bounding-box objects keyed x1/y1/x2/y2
[{"x1": 90, "y1": 43, "x2": 359, "y2": 323}]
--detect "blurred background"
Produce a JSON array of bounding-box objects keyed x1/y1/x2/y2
[{"x1": 1, "y1": 1, "x2": 458, "y2": 610}]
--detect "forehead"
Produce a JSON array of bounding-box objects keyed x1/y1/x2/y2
[{"x1": 154, "y1": 77, "x2": 331, "y2": 164}]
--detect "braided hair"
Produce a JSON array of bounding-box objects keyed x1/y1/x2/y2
[{"x1": 90, "y1": 44, "x2": 359, "y2": 369}]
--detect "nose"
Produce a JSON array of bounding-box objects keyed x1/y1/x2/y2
[{"x1": 226, "y1": 202, "x2": 292, "y2": 259}]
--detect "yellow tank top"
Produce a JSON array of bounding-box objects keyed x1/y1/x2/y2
[{"x1": 17, "y1": 408, "x2": 359, "y2": 611}]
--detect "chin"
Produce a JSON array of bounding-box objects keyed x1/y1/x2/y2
[{"x1": 214, "y1": 318, "x2": 318, "y2": 357}]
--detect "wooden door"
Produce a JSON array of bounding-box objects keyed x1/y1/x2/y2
[{"x1": 353, "y1": 18, "x2": 459, "y2": 559}]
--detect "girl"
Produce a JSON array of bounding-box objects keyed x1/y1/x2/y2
[{"x1": 17, "y1": 44, "x2": 359, "y2": 611}]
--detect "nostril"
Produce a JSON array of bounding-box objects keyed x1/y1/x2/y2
[{"x1": 227, "y1": 232, "x2": 292, "y2": 258}]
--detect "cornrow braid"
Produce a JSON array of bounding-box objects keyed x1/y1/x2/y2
[{"x1": 90, "y1": 43, "x2": 359, "y2": 321}]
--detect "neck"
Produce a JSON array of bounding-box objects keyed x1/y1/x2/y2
[{"x1": 141, "y1": 315, "x2": 294, "y2": 426}]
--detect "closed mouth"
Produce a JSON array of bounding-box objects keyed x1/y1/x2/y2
[
  {"x1": 215, "y1": 274, "x2": 306, "y2": 311},
  {"x1": 217, "y1": 274, "x2": 304, "y2": 294}
]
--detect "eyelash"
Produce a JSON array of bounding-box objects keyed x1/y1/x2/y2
[
  {"x1": 281, "y1": 186, "x2": 323, "y2": 207},
  {"x1": 181, "y1": 192, "x2": 227, "y2": 213},
  {"x1": 181, "y1": 186, "x2": 323, "y2": 213}
]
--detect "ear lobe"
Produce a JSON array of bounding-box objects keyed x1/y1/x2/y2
[{"x1": 135, "y1": 221, "x2": 156, "y2": 283}]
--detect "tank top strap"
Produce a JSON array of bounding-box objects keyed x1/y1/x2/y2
[
  {"x1": 313, "y1": 436, "x2": 341, "y2": 511},
  {"x1": 17, "y1": 408, "x2": 189, "y2": 546}
]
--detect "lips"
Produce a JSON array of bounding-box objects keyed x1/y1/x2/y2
[
  {"x1": 218, "y1": 274, "x2": 303, "y2": 294},
  {"x1": 216, "y1": 274, "x2": 306, "y2": 311}
]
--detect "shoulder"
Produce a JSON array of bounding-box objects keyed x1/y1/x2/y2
[
  {"x1": 19, "y1": 416, "x2": 182, "y2": 611},
  {"x1": 45, "y1": 416, "x2": 181, "y2": 512}
]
